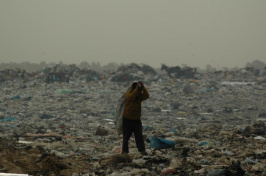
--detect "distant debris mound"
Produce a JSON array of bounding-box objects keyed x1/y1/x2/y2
[
  {"x1": 246, "y1": 60, "x2": 266, "y2": 70},
  {"x1": 111, "y1": 63, "x2": 157, "y2": 82},
  {"x1": 117, "y1": 63, "x2": 157, "y2": 76},
  {"x1": 44, "y1": 64, "x2": 102, "y2": 83},
  {"x1": 161, "y1": 64, "x2": 197, "y2": 79}
]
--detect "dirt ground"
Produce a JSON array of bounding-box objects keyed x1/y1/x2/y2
[{"x1": 0, "y1": 138, "x2": 93, "y2": 176}]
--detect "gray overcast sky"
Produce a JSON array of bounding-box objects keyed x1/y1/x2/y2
[{"x1": 0, "y1": 0, "x2": 265, "y2": 69}]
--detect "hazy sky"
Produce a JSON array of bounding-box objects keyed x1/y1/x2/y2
[{"x1": 1, "y1": 0, "x2": 265, "y2": 69}]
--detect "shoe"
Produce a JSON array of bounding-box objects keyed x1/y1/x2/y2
[
  {"x1": 121, "y1": 152, "x2": 128, "y2": 155},
  {"x1": 140, "y1": 151, "x2": 148, "y2": 156}
]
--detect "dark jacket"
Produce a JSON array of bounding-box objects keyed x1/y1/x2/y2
[{"x1": 122, "y1": 86, "x2": 149, "y2": 120}]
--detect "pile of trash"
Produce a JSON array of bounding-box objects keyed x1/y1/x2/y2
[
  {"x1": 0, "y1": 62, "x2": 266, "y2": 175},
  {"x1": 110, "y1": 63, "x2": 158, "y2": 82},
  {"x1": 0, "y1": 68, "x2": 26, "y2": 82},
  {"x1": 161, "y1": 64, "x2": 197, "y2": 79},
  {"x1": 43, "y1": 64, "x2": 103, "y2": 83}
]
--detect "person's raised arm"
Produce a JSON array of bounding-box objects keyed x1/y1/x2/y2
[{"x1": 138, "y1": 81, "x2": 149, "y2": 100}]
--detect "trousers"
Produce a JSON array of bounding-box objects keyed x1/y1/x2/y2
[{"x1": 122, "y1": 118, "x2": 145, "y2": 153}]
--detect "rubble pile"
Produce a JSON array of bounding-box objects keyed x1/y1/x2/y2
[
  {"x1": 43, "y1": 64, "x2": 103, "y2": 83},
  {"x1": 0, "y1": 63, "x2": 266, "y2": 175},
  {"x1": 110, "y1": 63, "x2": 158, "y2": 82},
  {"x1": 161, "y1": 64, "x2": 197, "y2": 79}
]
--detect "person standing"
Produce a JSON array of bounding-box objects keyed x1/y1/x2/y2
[{"x1": 122, "y1": 81, "x2": 149, "y2": 155}]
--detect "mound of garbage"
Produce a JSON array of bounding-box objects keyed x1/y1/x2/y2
[
  {"x1": 110, "y1": 63, "x2": 158, "y2": 82},
  {"x1": 0, "y1": 62, "x2": 266, "y2": 175}
]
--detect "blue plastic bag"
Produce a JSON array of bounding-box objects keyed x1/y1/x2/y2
[
  {"x1": 198, "y1": 141, "x2": 208, "y2": 146},
  {"x1": 150, "y1": 136, "x2": 176, "y2": 149}
]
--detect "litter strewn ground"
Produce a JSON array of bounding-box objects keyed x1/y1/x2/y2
[{"x1": 0, "y1": 63, "x2": 266, "y2": 175}]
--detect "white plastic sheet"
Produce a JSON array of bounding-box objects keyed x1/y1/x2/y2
[{"x1": 114, "y1": 96, "x2": 125, "y2": 135}]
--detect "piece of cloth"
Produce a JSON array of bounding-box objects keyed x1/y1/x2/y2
[
  {"x1": 122, "y1": 86, "x2": 149, "y2": 120},
  {"x1": 122, "y1": 118, "x2": 145, "y2": 153}
]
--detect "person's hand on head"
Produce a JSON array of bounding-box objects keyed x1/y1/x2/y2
[{"x1": 138, "y1": 81, "x2": 144, "y2": 87}]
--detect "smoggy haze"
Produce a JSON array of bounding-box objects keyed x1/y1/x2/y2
[{"x1": 0, "y1": 0, "x2": 266, "y2": 69}]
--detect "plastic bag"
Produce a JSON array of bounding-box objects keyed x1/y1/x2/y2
[
  {"x1": 114, "y1": 87, "x2": 130, "y2": 135},
  {"x1": 114, "y1": 96, "x2": 125, "y2": 135},
  {"x1": 150, "y1": 136, "x2": 176, "y2": 149}
]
